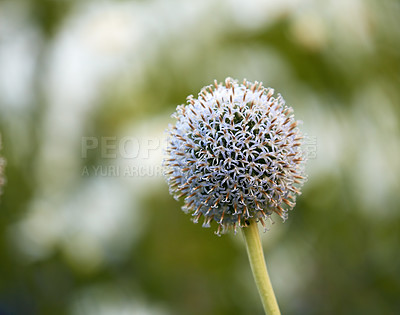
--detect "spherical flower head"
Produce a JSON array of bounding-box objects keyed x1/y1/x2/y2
[{"x1": 164, "y1": 78, "x2": 307, "y2": 235}]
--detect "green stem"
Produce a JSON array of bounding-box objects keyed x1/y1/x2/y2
[{"x1": 242, "y1": 220, "x2": 281, "y2": 315}]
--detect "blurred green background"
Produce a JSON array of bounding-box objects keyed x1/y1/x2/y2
[{"x1": 1, "y1": 0, "x2": 400, "y2": 314}]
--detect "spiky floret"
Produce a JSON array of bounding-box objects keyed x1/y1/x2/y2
[{"x1": 164, "y1": 78, "x2": 306, "y2": 235}]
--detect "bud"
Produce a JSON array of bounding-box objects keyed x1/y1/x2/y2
[{"x1": 164, "y1": 78, "x2": 307, "y2": 235}]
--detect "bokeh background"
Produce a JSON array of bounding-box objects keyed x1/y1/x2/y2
[{"x1": 1, "y1": 0, "x2": 400, "y2": 314}]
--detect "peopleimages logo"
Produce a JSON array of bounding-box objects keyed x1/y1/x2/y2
[
  {"x1": 304, "y1": 135, "x2": 317, "y2": 159},
  {"x1": 80, "y1": 135, "x2": 317, "y2": 177},
  {"x1": 81, "y1": 136, "x2": 160, "y2": 159},
  {"x1": 81, "y1": 136, "x2": 165, "y2": 177}
]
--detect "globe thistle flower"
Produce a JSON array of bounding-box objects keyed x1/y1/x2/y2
[{"x1": 164, "y1": 78, "x2": 306, "y2": 235}]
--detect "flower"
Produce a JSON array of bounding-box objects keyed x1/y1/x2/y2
[{"x1": 164, "y1": 78, "x2": 306, "y2": 235}]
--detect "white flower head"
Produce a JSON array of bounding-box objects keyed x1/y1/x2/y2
[{"x1": 164, "y1": 78, "x2": 307, "y2": 235}]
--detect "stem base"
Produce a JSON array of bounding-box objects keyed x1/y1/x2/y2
[{"x1": 242, "y1": 221, "x2": 281, "y2": 315}]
